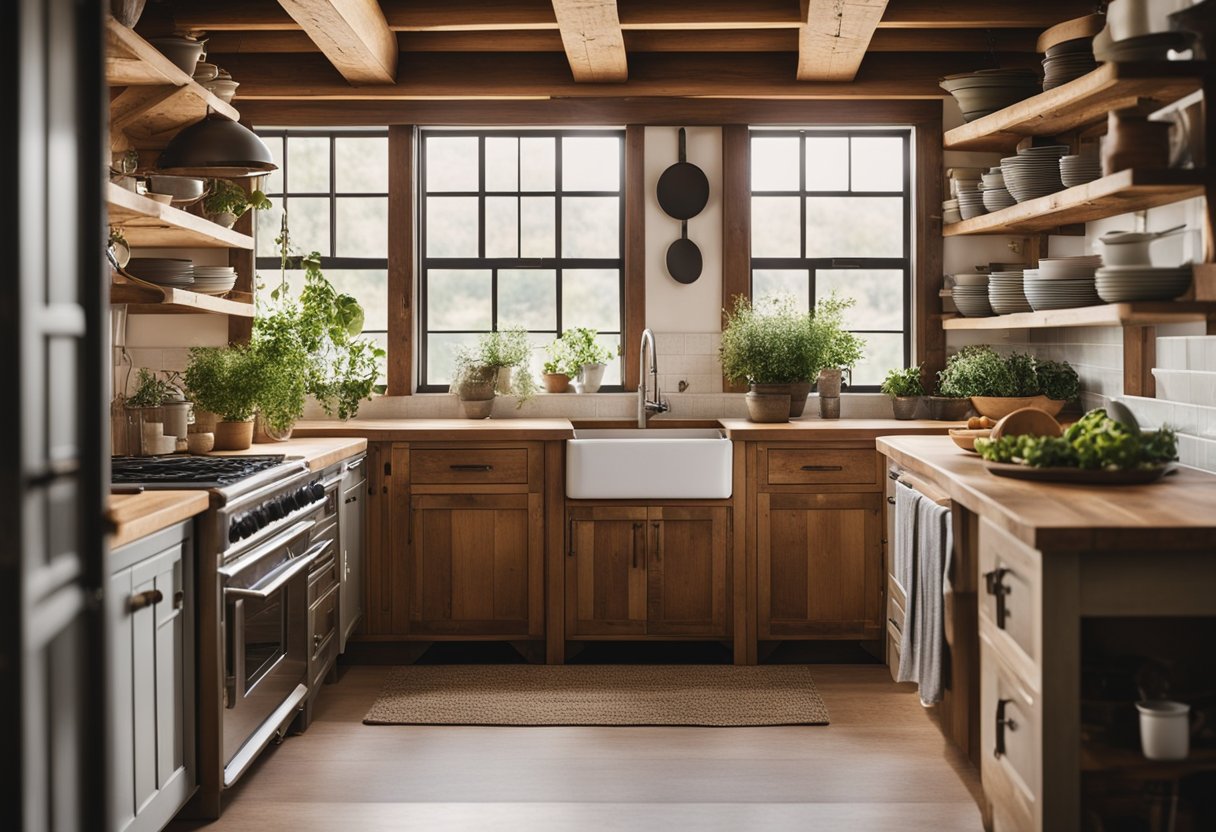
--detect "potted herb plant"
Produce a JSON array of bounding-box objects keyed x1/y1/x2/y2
[
  {"x1": 450, "y1": 328, "x2": 536, "y2": 418},
  {"x1": 542, "y1": 336, "x2": 576, "y2": 394},
  {"x1": 720, "y1": 296, "x2": 814, "y2": 423},
  {"x1": 808, "y1": 294, "x2": 865, "y2": 416},
  {"x1": 203, "y1": 178, "x2": 271, "y2": 229},
  {"x1": 560, "y1": 327, "x2": 615, "y2": 393},
  {"x1": 184, "y1": 344, "x2": 265, "y2": 450},
  {"x1": 125, "y1": 368, "x2": 172, "y2": 455},
  {"x1": 936, "y1": 346, "x2": 1078, "y2": 420},
  {"x1": 880, "y1": 366, "x2": 925, "y2": 420}
]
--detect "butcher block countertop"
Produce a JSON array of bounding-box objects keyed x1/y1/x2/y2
[
  {"x1": 293, "y1": 418, "x2": 575, "y2": 441},
  {"x1": 212, "y1": 436, "x2": 368, "y2": 471},
  {"x1": 107, "y1": 491, "x2": 209, "y2": 549},
  {"x1": 877, "y1": 435, "x2": 1216, "y2": 553},
  {"x1": 720, "y1": 418, "x2": 962, "y2": 441}
]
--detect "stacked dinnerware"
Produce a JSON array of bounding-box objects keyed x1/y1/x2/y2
[
  {"x1": 1059, "y1": 153, "x2": 1103, "y2": 187},
  {"x1": 947, "y1": 167, "x2": 984, "y2": 197},
  {"x1": 127, "y1": 257, "x2": 194, "y2": 287},
  {"x1": 942, "y1": 198, "x2": 962, "y2": 225},
  {"x1": 980, "y1": 167, "x2": 1016, "y2": 212},
  {"x1": 1023, "y1": 263, "x2": 1102, "y2": 310},
  {"x1": 940, "y1": 68, "x2": 1042, "y2": 122},
  {"x1": 952, "y1": 273, "x2": 993, "y2": 317},
  {"x1": 1001, "y1": 145, "x2": 1069, "y2": 203},
  {"x1": 957, "y1": 182, "x2": 987, "y2": 220},
  {"x1": 192, "y1": 265, "x2": 238, "y2": 296},
  {"x1": 1095, "y1": 265, "x2": 1193, "y2": 302},
  {"x1": 987, "y1": 269, "x2": 1033, "y2": 314},
  {"x1": 1041, "y1": 38, "x2": 1099, "y2": 90}
]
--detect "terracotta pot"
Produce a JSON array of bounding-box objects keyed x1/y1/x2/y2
[
  {"x1": 580, "y1": 362, "x2": 607, "y2": 394},
  {"x1": 970, "y1": 395, "x2": 1066, "y2": 420},
  {"x1": 927, "y1": 396, "x2": 973, "y2": 421},
  {"x1": 213, "y1": 419, "x2": 254, "y2": 451},
  {"x1": 891, "y1": 396, "x2": 920, "y2": 420},
  {"x1": 746, "y1": 384, "x2": 792, "y2": 423},
  {"x1": 817, "y1": 368, "x2": 843, "y2": 397},
  {"x1": 543, "y1": 373, "x2": 571, "y2": 394},
  {"x1": 788, "y1": 380, "x2": 812, "y2": 418}
]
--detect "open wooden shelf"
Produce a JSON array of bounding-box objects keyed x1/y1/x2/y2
[
  {"x1": 943, "y1": 62, "x2": 1207, "y2": 152},
  {"x1": 942, "y1": 169, "x2": 1207, "y2": 236},
  {"x1": 111, "y1": 280, "x2": 254, "y2": 317},
  {"x1": 1083, "y1": 743, "x2": 1216, "y2": 779},
  {"x1": 942, "y1": 300, "x2": 1216, "y2": 331},
  {"x1": 107, "y1": 183, "x2": 254, "y2": 250}
]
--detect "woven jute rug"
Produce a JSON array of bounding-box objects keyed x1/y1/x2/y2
[{"x1": 363, "y1": 665, "x2": 829, "y2": 727}]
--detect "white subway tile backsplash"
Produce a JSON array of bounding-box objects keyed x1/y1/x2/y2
[
  {"x1": 1157, "y1": 337, "x2": 1189, "y2": 370},
  {"x1": 1152, "y1": 369, "x2": 1216, "y2": 407}
]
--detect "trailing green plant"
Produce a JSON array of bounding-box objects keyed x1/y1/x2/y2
[
  {"x1": 204, "y1": 178, "x2": 272, "y2": 218},
  {"x1": 184, "y1": 345, "x2": 266, "y2": 422},
  {"x1": 1036, "y1": 359, "x2": 1080, "y2": 402},
  {"x1": 558, "y1": 327, "x2": 615, "y2": 369},
  {"x1": 126, "y1": 368, "x2": 172, "y2": 408},
  {"x1": 720, "y1": 295, "x2": 814, "y2": 385},
  {"x1": 543, "y1": 336, "x2": 578, "y2": 377},
  {"x1": 880, "y1": 366, "x2": 925, "y2": 398},
  {"x1": 451, "y1": 326, "x2": 537, "y2": 405},
  {"x1": 809, "y1": 293, "x2": 865, "y2": 374},
  {"x1": 475, "y1": 326, "x2": 532, "y2": 369},
  {"x1": 251, "y1": 297, "x2": 311, "y2": 433},
  {"x1": 937, "y1": 346, "x2": 1080, "y2": 400}
]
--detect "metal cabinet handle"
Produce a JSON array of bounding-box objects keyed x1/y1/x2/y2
[
  {"x1": 887, "y1": 495, "x2": 897, "y2": 505},
  {"x1": 314, "y1": 633, "x2": 323, "y2": 648},
  {"x1": 994, "y1": 698, "x2": 1017, "y2": 758},
  {"x1": 568, "y1": 519, "x2": 576, "y2": 557},
  {"x1": 652, "y1": 522, "x2": 661, "y2": 562},
  {"x1": 888, "y1": 470, "x2": 901, "y2": 480},
  {"x1": 128, "y1": 589, "x2": 163, "y2": 611},
  {"x1": 450, "y1": 464, "x2": 493, "y2": 472},
  {"x1": 801, "y1": 465, "x2": 843, "y2": 472},
  {"x1": 984, "y1": 567, "x2": 1012, "y2": 629},
  {"x1": 345, "y1": 458, "x2": 364, "y2": 472},
  {"x1": 173, "y1": 590, "x2": 184, "y2": 610},
  {"x1": 344, "y1": 495, "x2": 357, "y2": 504},
  {"x1": 632, "y1": 522, "x2": 642, "y2": 568}
]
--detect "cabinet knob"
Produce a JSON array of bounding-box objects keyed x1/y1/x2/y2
[
  {"x1": 994, "y1": 698, "x2": 1017, "y2": 759},
  {"x1": 128, "y1": 589, "x2": 163, "y2": 611},
  {"x1": 983, "y1": 567, "x2": 1012, "y2": 629}
]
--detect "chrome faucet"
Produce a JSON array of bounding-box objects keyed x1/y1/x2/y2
[{"x1": 638, "y1": 328, "x2": 669, "y2": 428}]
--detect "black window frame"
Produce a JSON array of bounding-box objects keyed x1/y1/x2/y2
[
  {"x1": 749, "y1": 128, "x2": 913, "y2": 392},
  {"x1": 418, "y1": 128, "x2": 627, "y2": 393}
]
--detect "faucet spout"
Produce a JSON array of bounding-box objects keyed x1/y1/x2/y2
[{"x1": 638, "y1": 328, "x2": 669, "y2": 428}]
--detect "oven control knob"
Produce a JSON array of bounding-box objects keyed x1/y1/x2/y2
[
  {"x1": 252, "y1": 507, "x2": 268, "y2": 529},
  {"x1": 229, "y1": 523, "x2": 242, "y2": 544},
  {"x1": 281, "y1": 493, "x2": 298, "y2": 512},
  {"x1": 242, "y1": 516, "x2": 259, "y2": 538},
  {"x1": 296, "y1": 486, "x2": 312, "y2": 505},
  {"x1": 310, "y1": 482, "x2": 326, "y2": 502},
  {"x1": 268, "y1": 500, "x2": 284, "y2": 521}
]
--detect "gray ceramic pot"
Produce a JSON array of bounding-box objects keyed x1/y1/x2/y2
[
  {"x1": 746, "y1": 384, "x2": 792, "y2": 423},
  {"x1": 817, "y1": 368, "x2": 843, "y2": 397},
  {"x1": 788, "y1": 380, "x2": 812, "y2": 417},
  {"x1": 927, "y1": 396, "x2": 973, "y2": 421},
  {"x1": 891, "y1": 396, "x2": 920, "y2": 420}
]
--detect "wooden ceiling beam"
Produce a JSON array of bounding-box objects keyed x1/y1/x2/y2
[
  {"x1": 274, "y1": 0, "x2": 397, "y2": 83},
  {"x1": 798, "y1": 0, "x2": 889, "y2": 82},
  {"x1": 550, "y1": 0, "x2": 628, "y2": 82}
]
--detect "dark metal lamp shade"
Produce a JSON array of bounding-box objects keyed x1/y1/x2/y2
[{"x1": 157, "y1": 113, "x2": 278, "y2": 177}]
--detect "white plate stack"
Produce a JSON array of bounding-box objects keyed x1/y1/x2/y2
[
  {"x1": 127, "y1": 257, "x2": 194, "y2": 287},
  {"x1": 1059, "y1": 153, "x2": 1102, "y2": 188},
  {"x1": 1095, "y1": 265, "x2": 1193, "y2": 302},
  {"x1": 952, "y1": 274, "x2": 993, "y2": 317},
  {"x1": 957, "y1": 182, "x2": 988, "y2": 220},
  {"x1": 988, "y1": 269, "x2": 1033, "y2": 314},
  {"x1": 1023, "y1": 260, "x2": 1102, "y2": 310},
  {"x1": 942, "y1": 198, "x2": 961, "y2": 225},
  {"x1": 1001, "y1": 145, "x2": 1069, "y2": 203},
  {"x1": 980, "y1": 166, "x2": 1016, "y2": 213},
  {"x1": 1041, "y1": 38, "x2": 1098, "y2": 91},
  {"x1": 192, "y1": 265, "x2": 238, "y2": 296}
]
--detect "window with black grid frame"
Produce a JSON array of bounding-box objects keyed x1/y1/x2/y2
[
  {"x1": 254, "y1": 128, "x2": 389, "y2": 383},
  {"x1": 749, "y1": 129, "x2": 912, "y2": 390},
  {"x1": 418, "y1": 129, "x2": 626, "y2": 392}
]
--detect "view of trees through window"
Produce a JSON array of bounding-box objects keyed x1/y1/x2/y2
[
  {"x1": 420, "y1": 129, "x2": 625, "y2": 390},
  {"x1": 750, "y1": 129, "x2": 912, "y2": 389}
]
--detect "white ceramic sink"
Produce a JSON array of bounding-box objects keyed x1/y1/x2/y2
[{"x1": 566, "y1": 429, "x2": 733, "y2": 499}]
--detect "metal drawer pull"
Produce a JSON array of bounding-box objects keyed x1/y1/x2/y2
[
  {"x1": 450, "y1": 464, "x2": 493, "y2": 472},
  {"x1": 128, "y1": 589, "x2": 163, "y2": 611},
  {"x1": 994, "y1": 698, "x2": 1017, "y2": 759},
  {"x1": 344, "y1": 495, "x2": 357, "y2": 504},
  {"x1": 801, "y1": 465, "x2": 843, "y2": 472},
  {"x1": 984, "y1": 567, "x2": 1012, "y2": 629},
  {"x1": 888, "y1": 470, "x2": 901, "y2": 480},
  {"x1": 345, "y1": 458, "x2": 365, "y2": 472},
  {"x1": 887, "y1": 496, "x2": 897, "y2": 505}
]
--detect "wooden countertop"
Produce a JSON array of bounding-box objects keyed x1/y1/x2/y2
[
  {"x1": 292, "y1": 418, "x2": 575, "y2": 441},
  {"x1": 107, "y1": 490, "x2": 209, "y2": 549},
  {"x1": 211, "y1": 436, "x2": 368, "y2": 471},
  {"x1": 719, "y1": 419, "x2": 962, "y2": 441},
  {"x1": 877, "y1": 435, "x2": 1216, "y2": 553}
]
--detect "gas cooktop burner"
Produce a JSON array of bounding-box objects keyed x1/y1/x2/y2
[{"x1": 111, "y1": 455, "x2": 288, "y2": 487}]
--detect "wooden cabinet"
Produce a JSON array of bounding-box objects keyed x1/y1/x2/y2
[
  {"x1": 109, "y1": 522, "x2": 195, "y2": 832},
  {"x1": 566, "y1": 505, "x2": 729, "y2": 639}
]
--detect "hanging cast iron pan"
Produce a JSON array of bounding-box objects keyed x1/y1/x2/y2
[
  {"x1": 666, "y1": 221, "x2": 702, "y2": 284},
  {"x1": 656, "y1": 128, "x2": 709, "y2": 221}
]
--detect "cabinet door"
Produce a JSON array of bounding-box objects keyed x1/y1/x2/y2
[
  {"x1": 566, "y1": 506, "x2": 648, "y2": 637},
  {"x1": 339, "y1": 476, "x2": 365, "y2": 652},
  {"x1": 409, "y1": 492, "x2": 543, "y2": 637},
  {"x1": 758, "y1": 492, "x2": 883, "y2": 640},
  {"x1": 646, "y1": 507, "x2": 729, "y2": 637}
]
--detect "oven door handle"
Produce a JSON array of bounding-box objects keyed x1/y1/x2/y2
[
  {"x1": 219, "y1": 520, "x2": 316, "y2": 582},
  {"x1": 224, "y1": 546, "x2": 323, "y2": 601}
]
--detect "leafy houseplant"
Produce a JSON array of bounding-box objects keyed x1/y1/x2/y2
[
  {"x1": 937, "y1": 346, "x2": 1079, "y2": 419},
  {"x1": 720, "y1": 295, "x2": 816, "y2": 423},
  {"x1": 806, "y1": 293, "x2": 865, "y2": 418},
  {"x1": 203, "y1": 178, "x2": 271, "y2": 229},
  {"x1": 880, "y1": 366, "x2": 925, "y2": 420},
  {"x1": 126, "y1": 367, "x2": 172, "y2": 409},
  {"x1": 451, "y1": 327, "x2": 536, "y2": 417},
  {"x1": 542, "y1": 337, "x2": 578, "y2": 394},
  {"x1": 559, "y1": 327, "x2": 615, "y2": 393},
  {"x1": 184, "y1": 344, "x2": 266, "y2": 450}
]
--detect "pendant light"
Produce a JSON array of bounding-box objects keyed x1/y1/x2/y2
[{"x1": 157, "y1": 111, "x2": 278, "y2": 177}]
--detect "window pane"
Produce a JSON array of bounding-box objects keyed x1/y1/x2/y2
[
  {"x1": 751, "y1": 196, "x2": 800, "y2": 257},
  {"x1": 751, "y1": 136, "x2": 799, "y2": 191},
  {"x1": 521, "y1": 197, "x2": 555, "y2": 258},
  {"x1": 261, "y1": 136, "x2": 284, "y2": 195},
  {"x1": 805, "y1": 137, "x2": 849, "y2": 191},
  {"x1": 425, "y1": 196, "x2": 478, "y2": 258},
  {"x1": 335, "y1": 137, "x2": 387, "y2": 193},
  {"x1": 286, "y1": 197, "x2": 330, "y2": 257},
  {"x1": 256, "y1": 202, "x2": 285, "y2": 258},
  {"x1": 562, "y1": 136, "x2": 620, "y2": 191},
  {"x1": 816, "y1": 269, "x2": 904, "y2": 330},
  {"x1": 850, "y1": 136, "x2": 903, "y2": 192},
  {"x1": 324, "y1": 269, "x2": 389, "y2": 331},
  {"x1": 594, "y1": 334, "x2": 622, "y2": 387},
  {"x1": 561, "y1": 197, "x2": 619, "y2": 259},
  {"x1": 485, "y1": 197, "x2": 518, "y2": 259},
  {"x1": 846, "y1": 332, "x2": 903, "y2": 388},
  {"x1": 427, "y1": 269, "x2": 491, "y2": 330},
  {"x1": 335, "y1": 197, "x2": 387, "y2": 258},
  {"x1": 287, "y1": 137, "x2": 329, "y2": 193},
  {"x1": 485, "y1": 137, "x2": 518, "y2": 192},
  {"x1": 753, "y1": 269, "x2": 808, "y2": 310},
  {"x1": 426, "y1": 136, "x2": 479, "y2": 192},
  {"x1": 498, "y1": 269, "x2": 556, "y2": 330},
  {"x1": 427, "y1": 333, "x2": 480, "y2": 386},
  {"x1": 805, "y1": 197, "x2": 902, "y2": 258},
  {"x1": 562, "y1": 269, "x2": 620, "y2": 331},
  {"x1": 520, "y1": 137, "x2": 555, "y2": 192}
]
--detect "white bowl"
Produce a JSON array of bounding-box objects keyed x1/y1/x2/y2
[
  {"x1": 1098, "y1": 238, "x2": 1154, "y2": 266},
  {"x1": 952, "y1": 273, "x2": 990, "y2": 287}
]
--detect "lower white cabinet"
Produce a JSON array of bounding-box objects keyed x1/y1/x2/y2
[
  {"x1": 339, "y1": 454, "x2": 366, "y2": 652},
  {"x1": 109, "y1": 522, "x2": 195, "y2": 832}
]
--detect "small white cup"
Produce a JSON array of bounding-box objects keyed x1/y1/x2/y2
[{"x1": 1136, "y1": 700, "x2": 1190, "y2": 761}]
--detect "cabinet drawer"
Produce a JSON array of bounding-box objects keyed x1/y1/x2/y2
[
  {"x1": 978, "y1": 519, "x2": 1041, "y2": 686},
  {"x1": 308, "y1": 550, "x2": 339, "y2": 604},
  {"x1": 981, "y1": 638, "x2": 1041, "y2": 832},
  {"x1": 410, "y1": 448, "x2": 530, "y2": 485},
  {"x1": 765, "y1": 448, "x2": 877, "y2": 486}
]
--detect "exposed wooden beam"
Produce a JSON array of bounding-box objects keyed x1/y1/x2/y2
[
  {"x1": 274, "y1": 0, "x2": 396, "y2": 83},
  {"x1": 550, "y1": 0, "x2": 627, "y2": 82},
  {"x1": 798, "y1": 0, "x2": 889, "y2": 82}
]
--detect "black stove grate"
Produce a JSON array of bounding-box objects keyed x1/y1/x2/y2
[{"x1": 111, "y1": 455, "x2": 287, "y2": 486}]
